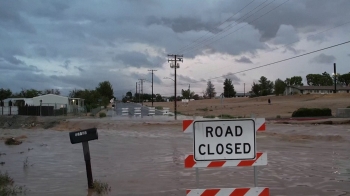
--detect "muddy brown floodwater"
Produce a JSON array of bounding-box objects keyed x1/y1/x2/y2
[{"x1": 0, "y1": 120, "x2": 350, "y2": 196}]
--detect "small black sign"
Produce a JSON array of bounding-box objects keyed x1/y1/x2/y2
[{"x1": 69, "y1": 128, "x2": 98, "y2": 144}]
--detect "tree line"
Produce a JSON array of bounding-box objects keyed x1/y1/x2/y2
[
  {"x1": 0, "y1": 88, "x2": 61, "y2": 101},
  {"x1": 0, "y1": 81, "x2": 115, "y2": 112}
]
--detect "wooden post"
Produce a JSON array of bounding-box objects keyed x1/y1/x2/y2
[{"x1": 82, "y1": 141, "x2": 94, "y2": 189}]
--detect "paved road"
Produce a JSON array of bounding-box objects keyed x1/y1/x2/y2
[{"x1": 110, "y1": 102, "x2": 166, "y2": 117}]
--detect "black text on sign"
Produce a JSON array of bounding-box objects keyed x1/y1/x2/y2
[{"x1": 193, "y1": 120, "x2": 256, "y2": 161}]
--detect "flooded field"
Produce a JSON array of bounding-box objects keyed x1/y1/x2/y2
[{"x1": 1, "y1": 120, "x2": 350, "y2": 196}]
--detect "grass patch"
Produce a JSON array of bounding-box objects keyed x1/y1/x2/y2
[
  {"x1": 291, "y1": 108, "x2": 332, "y2": 117},
  {"x1": 196, "y1": 107, "x2": 208, "y2": 112},
  {"x1": 0, "y1": 171, "x2": 27, "y2": 196},
  {"x1": 5, "y1": 137, "x2": 22, "y2": 145},
  {"x1": 99, "y1": 112, "x2": 106, "y2": 118},
  {"x1": 218, "y1": 114, "x2": 235, "y2": 119},
  {"x1": 155, "y1": 106, "x2": 163, "y2": 110},
  {"x1": 203, "y1": 115, "x2": 215, "y2": 118},
  {"x1": 92, "y1": 179, "x2": 111, "y2": 195}
]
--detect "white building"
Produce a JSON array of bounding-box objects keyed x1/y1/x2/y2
[
  {"x1": 284, "y1": 86, "x2": 350, "y2": 95},
  {"x1": 32, "y1": 94, "x2": 85, "y2": 113},
  {"x1": 1, "y1": 94, "x2": 85, "y2": 115}
]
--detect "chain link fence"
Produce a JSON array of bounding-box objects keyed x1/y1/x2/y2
[{"x1": 0, "y1": 102, "x2": 86, "y2": 116}]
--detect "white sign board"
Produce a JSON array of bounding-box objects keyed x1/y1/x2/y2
[{"x1": 193, "y1": 119, "x2": 256, "y2": 161}]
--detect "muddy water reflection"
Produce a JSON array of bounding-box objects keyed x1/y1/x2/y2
[{"x1": 0, "y1": 123, "x2": 349, "y2": 196}]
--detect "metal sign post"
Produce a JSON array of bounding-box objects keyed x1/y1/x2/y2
[{"x1": 69, "y1": 128, "x2": 98, "y2": 189}]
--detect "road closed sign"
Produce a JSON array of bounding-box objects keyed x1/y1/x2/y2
[{"x1": 193, "y1": 119, "x2": 256, "y2": 161}]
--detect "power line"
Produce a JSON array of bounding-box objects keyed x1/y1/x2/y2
[
  {"x1": 183, "y1": 0, "x2": 289, "y2": 54},
  {"x1": 186, "y1": 19, "x2": 350, "y2": 80},
  {"x1": 173, "y1": 0, "x2": 258, "y2": 53},
  {"x1": 206, "y1": 40, "x2": 350, "y2": 81},
  {"x1": 179, "y1": 0, "x2": 273, "y2": 54}
]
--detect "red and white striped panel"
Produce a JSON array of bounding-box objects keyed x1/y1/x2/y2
[
  {"x1": 186, "y1": 187, "x2": 269, "y2": 196},
  {"x1": 182, "y1": 118, "x2": 266, "y2": 133},
  {"x1": 184, "y1": 152, "x2": 267, "y2": 168}
]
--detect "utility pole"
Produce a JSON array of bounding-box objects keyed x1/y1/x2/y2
[
  {"x1": 334, "y1": 63, "x2": 337, "y2": 93},
  {"x1": 138, "y1": 82, "x2": 141, "y2": 103},
  {"x1": 136, "y1": 82, "x2": 138, "y2": 102},
  {"x1": 168, "y1": 54, "x2": 183, "y2": 120},
  {"x1": 188, "y1": 84, "x2": 191, "y2": 100},
  {"x1": 244, "y1": 83, "x2": 245, "y2": 97},
  {"x1": 139, "y1": 79, "x2": 145, "y2": 106},
  {"x1": 148, "y1": 69, "x2": 157, "y2": 106}
]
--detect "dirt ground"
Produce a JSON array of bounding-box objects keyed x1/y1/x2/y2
[
  {"x1": 143, "y1": 93, "x2": 350, "y2": 118},
  {"x1": 0, "y1": 117, "x2": 350, "y2": 196}
]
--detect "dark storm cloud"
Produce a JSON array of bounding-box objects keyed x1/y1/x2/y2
[
  {"x1": 147, "y1": 16, "x2": 219, "y2": 33},
  {"x1": 244, "y1": 0, "x2": 350, "y2": 41},
  {"x1": 169, "y1": 73, "x2": 200, "y2": 83},
  {"x1": 310, "y1": 54, "x2": 336, "y2": 64},
  {"x1": 74, "y1": 66, "x2": 85, "y2": 72},
  {"x1": 235, "y1": 56, "x2": 252, "y2": 64},
  {"x1": 114, "y1": 51, "x2": 164, "y2": 68},
  {"x1": 1, "y1": 0, "x2": 349, "y2": 96},
  {"x1": 221, "y1": 73, "x2": 241, "y2": 85},
  {"x1": 60, "y1": 60, "x2": 71, "y2": 69}
]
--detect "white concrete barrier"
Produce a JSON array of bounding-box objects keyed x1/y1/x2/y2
[
  {"x1": 121, "y1": 108, "x2": 129, "y2": 116},
  {"x1": 163, "y1": 107, "x2": 170, "y2": 115},
  {"x1": 148, "y1": 107, "x2": 155, "y2": 116},
  {"x1": 336, "y1": 108, "x2": 350, "y2": 118},
  {"x1": 134, "y1": 107, "x2": 141, "y2": 117}
]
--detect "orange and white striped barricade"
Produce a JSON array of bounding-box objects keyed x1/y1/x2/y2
[{"x1": 182, "y1": 118, "x2": 269, "y2": 196}]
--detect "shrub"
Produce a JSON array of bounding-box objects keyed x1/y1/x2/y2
[
  {"x1": 92, "y1": 179, "x2": 111, "y2": 194},
  {"x1": 203, "y1": 115, "x2": 215, "y2": 118},
  {"x1": 99, "y1": 112, "x2": 106, "y2": 118},
  {"x1": 291, "y1": 108, "x2": 332, "y2": 117},
  {"x1": 196, "y1": 107, "x2": 208, "y2": 111},
  {"x1": 5, "y1": 138, "x2": 22, "y2": 145},
  {"x1": 347, "y1": 106, "x2": 350, "y2": 108},
  {"x1": 0, "y1": 171, "x2": 27, "y2": 195},
  {"x1": 155, "y1": 106, "x2": 163, "y2": 110},
  {"x1": 218, "y1": 114, "x2": 235, "y2": 119},
  {"x1": 276, "y1": 115, "x2": 281, "y2": 118}
]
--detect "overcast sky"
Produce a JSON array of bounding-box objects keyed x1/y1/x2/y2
[{"x1": 1, "y1": 0, "x2": 350, "y2": 98}]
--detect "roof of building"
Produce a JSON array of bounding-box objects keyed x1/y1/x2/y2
[{"x1": 289, "y1": 85, "x2": 350, "y2": 90}]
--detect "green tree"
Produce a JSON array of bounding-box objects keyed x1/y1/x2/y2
[
  {"x1": 205, "y1": 80, "x2": 216, "y2": 99},
  {"x1": 126, "y1": 91, "x2": 132, "y2": 99},
  {"x1": 274, "y1": 78, "x2": 286, "y2": 95},
  {"x1": 96, "y1": 81, "x2": 114, "y2": 106},
  {"x1": 43, "y1": 89, "x2": 61, "y2": 95},
  {"x1": 285, "y1": 76, "x2": 303, "y2": 86},
  {"x1": 192, "y1": 94, "x2": 200, "y2": 100},
  {"x1": 16, "y1": 88, "x2": 42, "y2": 98},
  {"x1": 96, "y1": 81, "x2": 114, "y2": 99},
  {"x1": 223, "y1": 78, "x2": 236, "y2": 98},
  {"x1": 337, "y1": 72, "x2": 350, "y2": 86},
  {"x1": 155, "y1": 94, "x2": 163, "y2": 102},
  {"x1": 251, "y1": 82, "x2": 260, "y2": 96},
  {"x1": 0, "y1": 88, "x2": 12, "y2": 100},
  {"x1": 306, "y1": 72, "x2": 333, "y2": 86},
  {"x1": 181, "y1": 89, "x2": 195, "y2": 99},
  {"x1": 258, "y1": 76, "x2": 274, "y2": 96}
]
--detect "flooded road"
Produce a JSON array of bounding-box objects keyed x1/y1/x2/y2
[{"x1": 1, "y1": 121, "x2": 350, "y2": 196}]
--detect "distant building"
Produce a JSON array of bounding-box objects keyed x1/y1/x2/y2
[
  {"x1": 2, "y1": 94, "x2": 85, "y2": 114},
  {"x1": 235, "y1": 92, "x2": 251, "y2": 97},
  {"x1": 284, "y1": 86, "x2": 350, "y2": 95}
]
